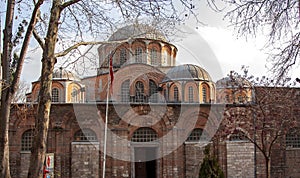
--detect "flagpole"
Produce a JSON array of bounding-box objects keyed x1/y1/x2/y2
[
  {"x1": 102, "y1": 63, "x2": 111, "y2": 178},
  {"x1": 102, "y1": 77, "x2": 109, "y2": 178}
]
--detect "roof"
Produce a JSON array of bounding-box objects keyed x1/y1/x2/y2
[
  {"x1": 162, "y1": 64, "x2": 212, "y2": 82},
  {"x1": 216, "y1": 77, "x2": 252, "y2": 89},
  {"x1": 108, "y1": 24, "x2": 167, "y2": 42}
]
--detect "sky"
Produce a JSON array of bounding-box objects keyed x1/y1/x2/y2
[{"x1": 1, "y1": 1, "x2": 299, "y2": 85}]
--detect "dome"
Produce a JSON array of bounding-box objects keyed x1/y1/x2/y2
[
  {"x1": 162, "y1": 64, "x2": 212, "y2": 82},
  {"x1": 216, "y1": 77, "x2": 252, "y2": 89},
  {"x1": 52, "y1": 68, "x2": 81, "y2": 81},
  {"x1": 108, "y1": 24, "x2": 167, "y2": 42}
]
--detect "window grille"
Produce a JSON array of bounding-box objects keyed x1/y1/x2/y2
[
  {"x1": 135, "y1": 47, "x2": 143, "y2": 63},
  {"x1": 52, "y1": 88, "x2": 59, "y2": 102},
  {"x1": 21, "y1": 129, "x2": 34, "y2": 151},
  {"x1": 121, "y1": 80, "x2": 130, "y2": 102},
  {"x1": 174, "y1": 86, "x2": 179, "y2": 102},
  {"x1": 187, "y1": 128, "x2": 207, "y2": 142},
  {"x1": 74, "y1": 129, "x2": 97, "y2": 142},
  {"x1": 188, "y1": 86, "x2": 193, "y2": 103},
  {"x1": 286, "y1": 130, "x2": 300, "y2": 148},
  {"x1": 150, "y1": 48, "x2": 159, "y2": 65},
  {"x1": 149, "y1": 80, "x2": 158, "y2": 102},
  {"x1": 131, "y1": 128, "x2": 158, "y2": 142},
  {"x1": 202, "y1": 86, "x2": 207, "y2": 103},
  {"x1": 120, "y1": 48, "x2": 127, "y2": 66},
  {"x1": 72, "y1": 88, "x2": 78, "y2": 103}
]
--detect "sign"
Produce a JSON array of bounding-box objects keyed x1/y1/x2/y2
[{"x1": 44, "y1": 153, "x2": 54, "y2": 178}]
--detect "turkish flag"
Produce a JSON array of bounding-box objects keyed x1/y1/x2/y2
[{"x1": 109, "y1": 55, "x2": 114, "y2": 93}]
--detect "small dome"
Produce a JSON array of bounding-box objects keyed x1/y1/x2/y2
[
  {"x1": 162, "y1": 64, "x2": 212, "y2": 82},
  {"x1": 52, "y1": 68, "x2": 81, "y2": 81},
  {"x1": 216, "y1": 77, "x2": 252, "y2": 89},
  {"x1": 108, "y1": 24, "x2": 167, "y2": 42}
]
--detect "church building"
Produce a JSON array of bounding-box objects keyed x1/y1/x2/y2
[{"x1": 8, "y1": 24, "x2": 300, "y2": 178}]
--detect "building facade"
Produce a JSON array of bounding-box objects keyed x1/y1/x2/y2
[{"x1": 10, "y1": 24, "x2": 300, "y2": 178}]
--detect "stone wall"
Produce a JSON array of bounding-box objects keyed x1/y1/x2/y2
[
  {"x1": 285, "y1": 149, "x2": 300, "y2": 178},
  {"x1": 226, "y1": 141, "x2": 254, "y2": 178},
  {"x1": 71, "y1": 142, "x2": 100, "y2": 178}
]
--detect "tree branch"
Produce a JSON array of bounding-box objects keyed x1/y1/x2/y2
[
  {"x1": 54, "y1": 39, "x2": 130, "y2": 58},
  {"x1": 33, "y1": 28, "x2": 45, "y2": 49},
  {"x1": 61, "y1": 0, "x2": 81, "y2": 9}
]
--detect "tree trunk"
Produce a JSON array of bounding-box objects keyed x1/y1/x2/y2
[
  {"x1": 0, "y1": 0, "x2": 15, "y2": 177},
  {"x1": 265, "y1": 157, "x2": 271, "y2": 178},
  {"x1": 27, "y1": 0, "x2": 62, "y2": 177}
]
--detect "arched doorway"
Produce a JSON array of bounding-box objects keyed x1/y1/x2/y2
[{"x1": 131, "y1": 127, "x2": 159, "y2": 178}]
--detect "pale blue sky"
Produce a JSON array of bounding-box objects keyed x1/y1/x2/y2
[{"x1": 1, "y1": 0, "x2": 299, "y2": 85}]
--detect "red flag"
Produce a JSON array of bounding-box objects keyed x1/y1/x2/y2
[{"x1": 109, "y1": 55, "x2": 114, "y2": 93}]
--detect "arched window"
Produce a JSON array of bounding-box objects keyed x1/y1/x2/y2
[
  {"x1": 120, "y1": 48, "x2": 127, "y2": 66},
  {"x1": 202, "y1": 87, "x2": 207, "y2": 103},
  {"x1": 21, "y1": 129, "x2": 34, "y2": 151},
  {"x1": 174, "y1": 86, "x2": 179, "y2": 102},
  {"x1": 121, "y1": 80, "x2": 130, "y2": 102},
  {"x1": 135, "y1": 47, "x2": 143, "y2": 63},
  {"x1": 150, "y1": 48, "x2": 159, "y2": 65},
  {"x1": 149, "y1": 80, "x2": 158, "y2": 102},
  {"x1": 135, "y1": 81, "x2": 145, "y2": 102},
  {"x1": 187, "y1": 128, "x2": 208, "y2": 142},
  {"x1": 74, "y1": 129, "x2": 97, "y2": 142},
  {"x1": 286, "y1": 128, "x2": 300, "y2": 148},
  {"x1": 72, "y1": 88, "x2": 78, "y2": 103},
  {"x1": 52, "y1": 88, "x2": 59, "y2": 102},
  {"x1": 188, "y1": 86, "x2": 194, "y2": 103},
  {"x1": 131, "y1": 127, "x2": 158, "y2": 142}
]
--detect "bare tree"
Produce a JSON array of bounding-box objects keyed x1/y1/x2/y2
[
  {"x1": 29, "y1": 0, "x2": 200, "y2": 177},
  {"x1": 0, "y1": 0, "x2": 44, "y2": 177},
  {"x1": 217, "y1": 69, "x2": 298, "y2": 178},
  {"x1": 222, "y1": 0, "x2": 300, "y2": 81}
]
